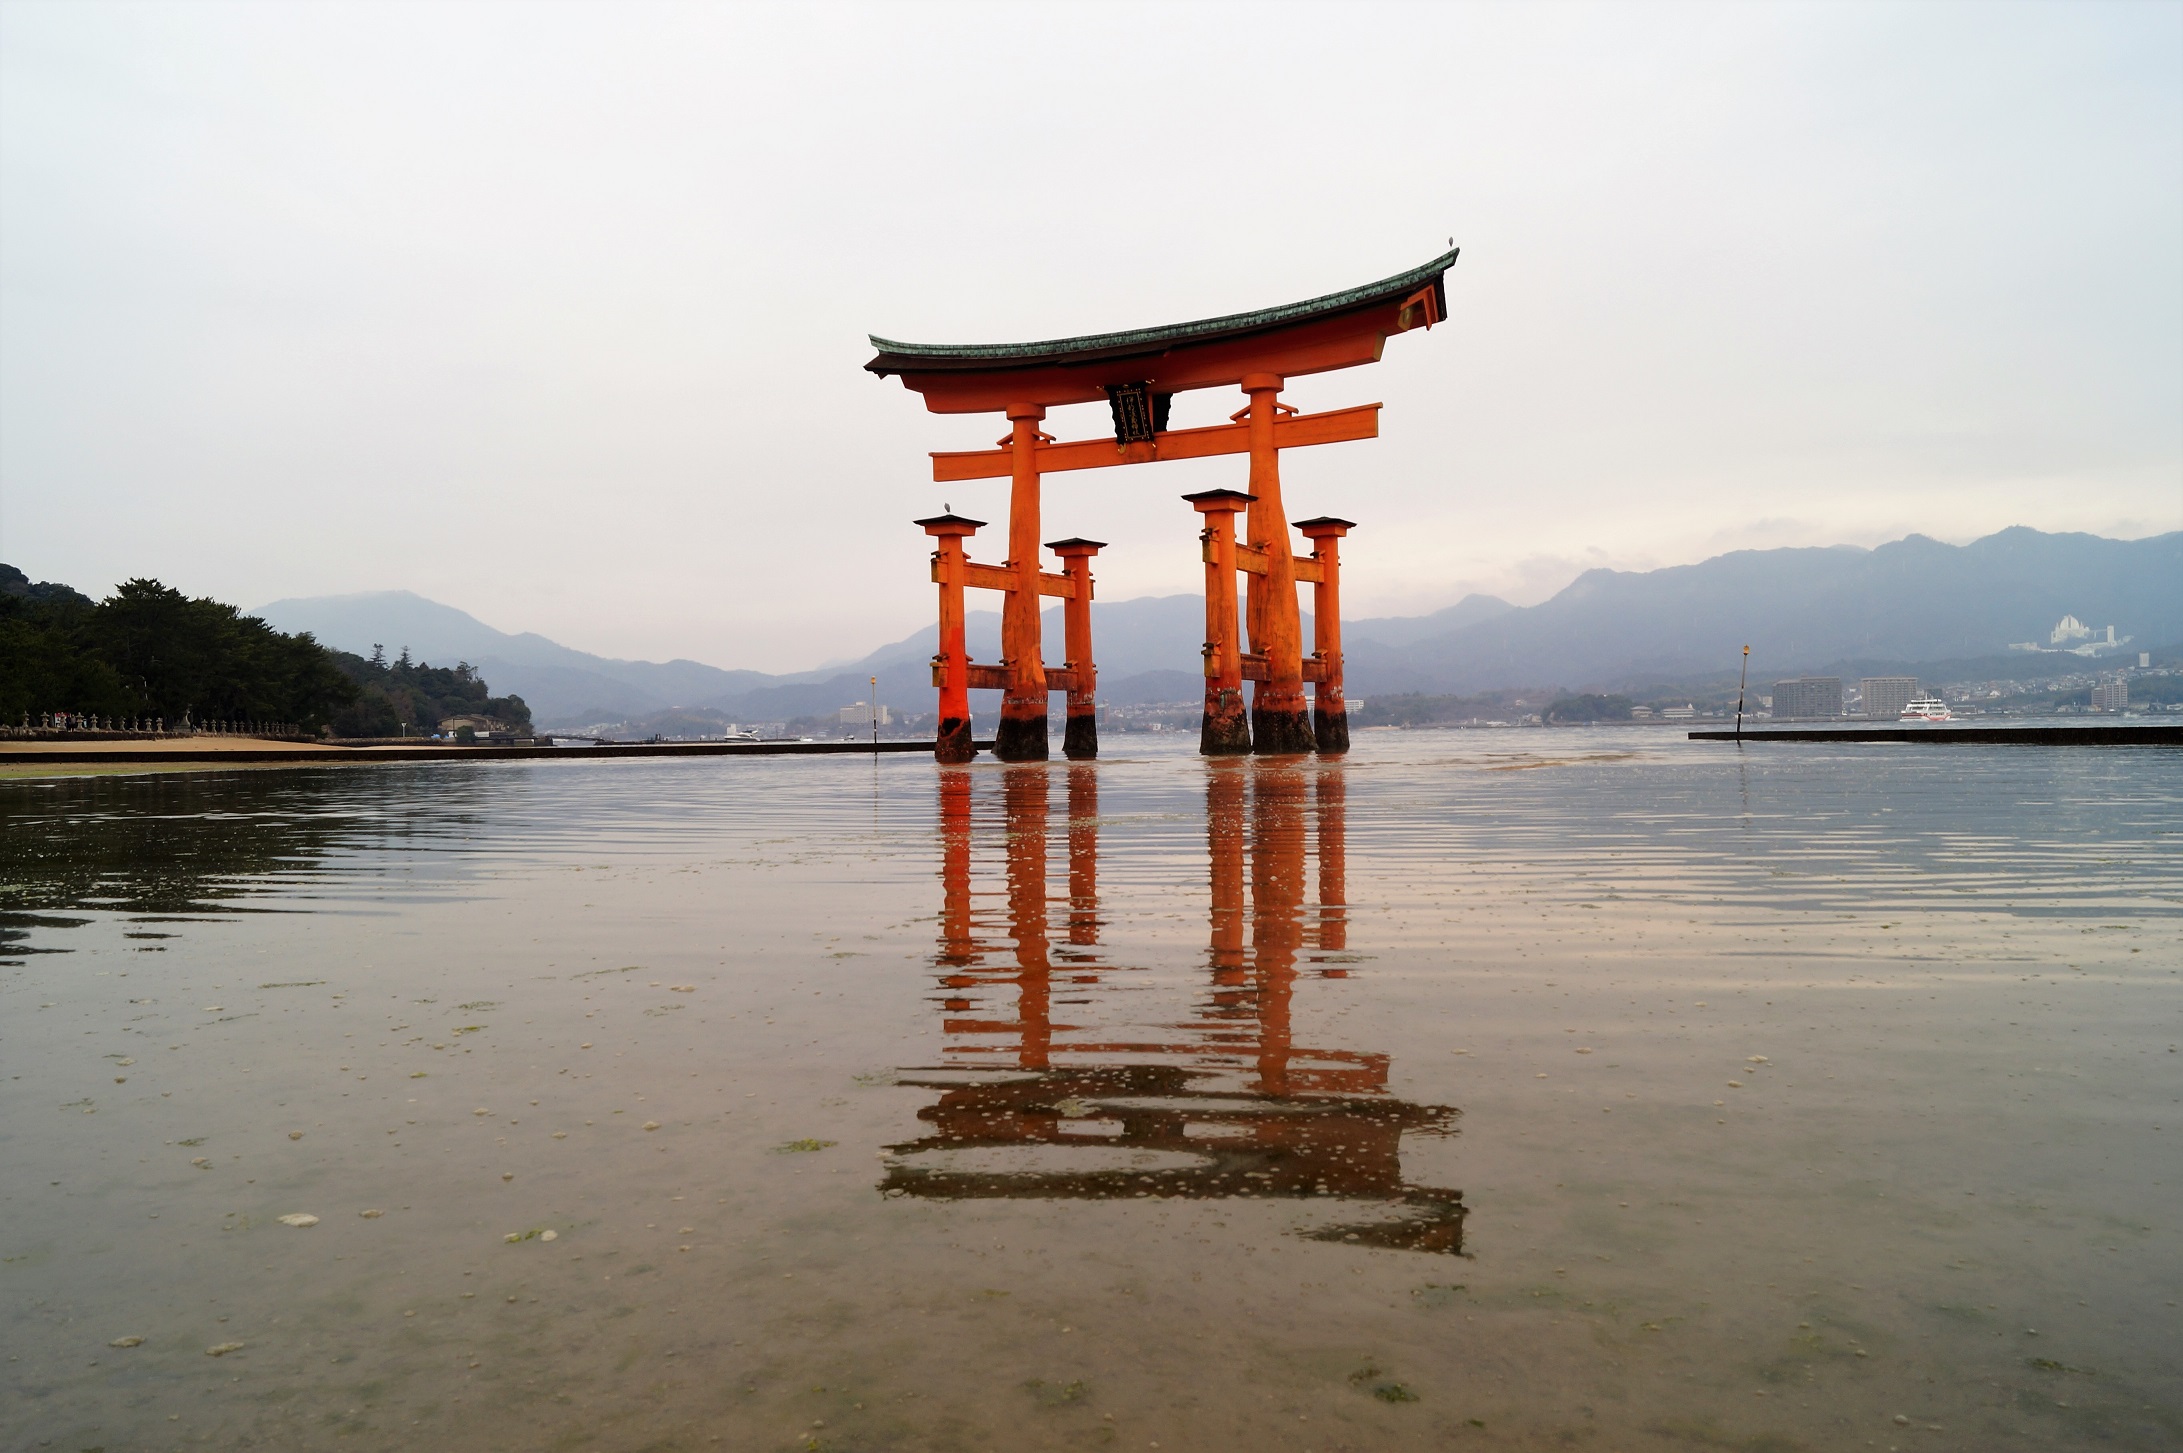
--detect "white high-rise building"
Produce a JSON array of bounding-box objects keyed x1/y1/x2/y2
[{"x1": 1860, "y1": 677, "x2": 1920, "y2": 720}]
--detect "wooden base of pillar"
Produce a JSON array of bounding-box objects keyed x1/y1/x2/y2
[
  {"x1": 994, "y1": 705, "x2": 1050, "y2": 761},
  {"x1": 1251, "y1": 684, "x2": 1316, "y2": 755},
  {"x1": 935, "y1": 715, "x2": 976, "y2": 764},
  {"x1": 1062, "y1": 713, "x2": 1098, "y2": 760},
  {"x1": 1201, "y1": 686, "x2": 1251, "y2": 755},
  {"x1": 1312, "y1": 701, "x2": 1349, "y2": 755}
]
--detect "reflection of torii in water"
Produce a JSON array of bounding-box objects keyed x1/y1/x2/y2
[{"x1": 884, "y1": 760, "x2": 1466, "y2": 1254}]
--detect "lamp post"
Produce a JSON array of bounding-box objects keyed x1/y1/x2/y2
[
  {"x1": 870, "y1": 677, "x2": 879, "y2": 748},
  {"x1": 1734, "y1": 645, "x2": 1750, "y2": 738}
]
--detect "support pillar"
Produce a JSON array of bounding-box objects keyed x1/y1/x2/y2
[
  {"x1": 1186, "y1": 489, "x2": 1253, "y2": 755},
  {"x1": 917, "y1": 512, "x2": 985, "y2": 763},
  {"x1": 1240, "y1": 372, "x2": 1314, "y2": 754},
  {"x1": 996, "y1": 404, "x2": 1051, "y2": 761},
  {"x1": 1047, "y1": 537, "x2": 1105, "y2": 759},
  {"x1": 1297, "y1": 516, "x2": 1354, "y2": 755}
]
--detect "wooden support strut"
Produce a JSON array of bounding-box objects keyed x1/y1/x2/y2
[
  {"x1": 933, "y1": 559, "x2": 1077, "y2": 597},
  {"x1": 1297, "y1": 516, "x2": 1354, "y2": 755},
  {"x1": 917, "y1": 511, "x2": 986, "y2": 763},
  {"x1": 1048, "y1": 538, "x2": 1104, "y2": 760},
  {"x1": 1186, "y1": 489, "x2": 1253, "y2": 755},
  {"x1": 1214, "y1": 540, "x2": 1323, "y2": 584}
]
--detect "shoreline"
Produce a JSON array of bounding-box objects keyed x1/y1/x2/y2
[
  {"x1": 0, "y1": 737, "x2": 986, "y2": 779},
  {"x1": 1689, "y1": 723, "x2": 2180, "y2": 744}
]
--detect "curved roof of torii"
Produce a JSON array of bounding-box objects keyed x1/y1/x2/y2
[{"x1": 865, "y1": 249, "x2": 1457, "y2": 412}]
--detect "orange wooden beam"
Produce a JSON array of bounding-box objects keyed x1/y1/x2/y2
[
  {"x1": 931, "y1": 403, "x2": 1380, "y2": 484},
  {"x1": 1216, "y1": 540, "x2": 1325, "y2": 583},
  {"x1": 1211, "y1": 655, "x2": 1333, "y2": 684},
  {"x1": 938, "y1": 663, "x2": 1085, "y2": 692},
  {"x1": 934, "y1": 558, "x2": 1078, "y2": 598}
]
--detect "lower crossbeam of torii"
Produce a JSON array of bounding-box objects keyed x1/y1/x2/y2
[{"x1": 867, "y1": 248, "x2": 1456, "y2": 762}]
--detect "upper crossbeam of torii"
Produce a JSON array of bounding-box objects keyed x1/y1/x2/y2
[{"x1": 867, "y1": 248, "x2": 1457, "y2": 763}]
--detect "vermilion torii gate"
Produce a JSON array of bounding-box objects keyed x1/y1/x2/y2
[{"x1": 870, "y1": 248, "x2": 1456, "y2": 763}]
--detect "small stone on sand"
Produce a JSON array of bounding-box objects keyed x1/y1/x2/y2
[
  {"x1": 206, "y1": 1342, "x2": 244, "y2": 1356},
  {"x1": 288, "y1": 1131, "x2": 303, "y2": 1140},
  {"x1": 540, "y1": 1229, "x2": 558, "y2": 1241},
  {"x1": 359, "y1": 1209, "x2": 384, "y2": 1218},
  {"x1": 276, "y1": 1213, "x2": 319, "y2": 1228},
  {"x1": 109, "y1": 1336, "x2": 145, "y2": 1348},
  {"x1": 643, "y1": 1121, "x2": 661, "y2": 1131}
]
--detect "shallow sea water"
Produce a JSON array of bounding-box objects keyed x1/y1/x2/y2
[{"x1": 3, "y1": 730, "x2": 2179, "y2": 1452}]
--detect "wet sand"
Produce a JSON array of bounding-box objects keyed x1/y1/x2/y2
[
  {"x1": 3, "y1": 734, "x2": 2177, "y2": 1450},
  {"x1": 0, "y1": 738, "x2": 388, "y2": 781},
  {"x1": 0, "y1": 738, "x2": 340, "y2": 753}
]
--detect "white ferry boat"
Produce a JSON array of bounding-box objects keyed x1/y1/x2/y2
[{"x1": 1899, "y1": 694, "x2": 1954, "y2": 722}]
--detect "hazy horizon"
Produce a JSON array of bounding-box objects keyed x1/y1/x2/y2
[
  {"x1": 232, "y1": 521, "x2": 2173, "y2": 683},
  {"x1": 4, "y1": 2, "x2": 2179, "y2": 672}
]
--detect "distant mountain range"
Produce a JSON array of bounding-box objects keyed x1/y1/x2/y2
[{"x1": 255, "y1": 527, "x2": 2180, "y2": 726}]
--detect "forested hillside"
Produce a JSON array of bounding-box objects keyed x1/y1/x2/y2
[
  {"x1": 2, "y1": 565, "x2": 528, "y2": 736},
  {"x1": 1, "y1": 567, "x2": 354, "y2": 728},
  {"x1": 325, "y1": 646, "x2": 531, "y2": 737}
]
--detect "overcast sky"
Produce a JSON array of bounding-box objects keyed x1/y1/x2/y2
[{"x1": 3, "y1": 1, "x2": 2178, "y2": 671}]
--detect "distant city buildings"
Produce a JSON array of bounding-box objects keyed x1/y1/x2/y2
[
  {"x1": 1771, "y1": 677, "x2": 1842, "y2": 720},
  {"x1": 838, "y1": 702, "x2": 892, "y2": 726},
  {"x1": 2009, "y1": 614, "x2": 2133, "y2": 657},
  {"x1": 1859, "y1": 676, "x2": 1919, "y2": 720},
  {"x1": 2091, "y1": 679, "x2": 2129, "y2": 712}
]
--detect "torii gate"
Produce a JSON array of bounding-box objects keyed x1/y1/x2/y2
[{"x1": 869, "y1": 249, "x2": 1456, "y2": 763}]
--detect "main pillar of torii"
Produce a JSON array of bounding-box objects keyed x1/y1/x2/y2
[{"x1": 867, "y1": 248, "x2": 1455, "y2": 760}]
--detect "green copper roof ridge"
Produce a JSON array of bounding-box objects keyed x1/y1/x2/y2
[{"x1": 868, "y1": 248, "x2": 1458, "y2": 362}]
